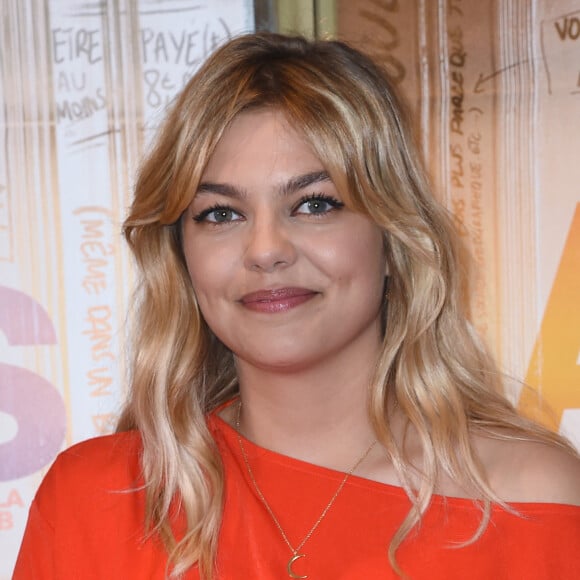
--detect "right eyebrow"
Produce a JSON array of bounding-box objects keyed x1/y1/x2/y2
[{"x1": 196, "y1": 182, "x2": 247, "y2": 199}]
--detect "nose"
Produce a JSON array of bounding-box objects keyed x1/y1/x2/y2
[{"x1": 243, "y1": 213, "x2": 297, "y2": 273}]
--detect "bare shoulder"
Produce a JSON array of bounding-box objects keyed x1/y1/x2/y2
[{"x1": 476, "y1": 435, "x2": 580, "y2": 506}]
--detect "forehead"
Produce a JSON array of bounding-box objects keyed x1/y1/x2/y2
[
  {"x1": 193, "y1": 108, "x2": 361, "y2": 213},
  {"x1": 201, "y1": 109, "x2": 323, "y2": 181}
]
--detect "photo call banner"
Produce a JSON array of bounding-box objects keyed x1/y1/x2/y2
[{"x1": 1, "y1": 0, "x2": 579, "y2": 576}]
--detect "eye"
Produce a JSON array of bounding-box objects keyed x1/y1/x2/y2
[
  {"x1": 294, "y1": 194, "x2": 344, "y2": 216},
  {"x1": 193, "y1": 205, "x2": 242, "y2": 224}
]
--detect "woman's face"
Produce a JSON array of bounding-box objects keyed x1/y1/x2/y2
[{"x1": 182, "y1": 109, "x2": 387, "y2": 372}]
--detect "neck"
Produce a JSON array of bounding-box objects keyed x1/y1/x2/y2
[{"x1": 230, "y1": 351, "x2": 380, "y2": 471}]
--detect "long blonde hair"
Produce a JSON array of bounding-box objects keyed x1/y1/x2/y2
[{"x1": 118, "y1": 32, "x2": 574, "y2": 578}]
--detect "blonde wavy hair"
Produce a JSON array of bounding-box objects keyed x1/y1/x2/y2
[{"x1": 118, "y1": 32, "x2": 574, "y2": 578}]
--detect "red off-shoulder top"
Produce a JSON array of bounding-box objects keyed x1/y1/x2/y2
[{"x1": 14, "y1": 412, "x2": 580, "y2": 579}]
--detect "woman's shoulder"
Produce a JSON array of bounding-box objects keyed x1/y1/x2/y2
[
  {"x1": 477, "y1": 434, "x2": 580, "y2": 506},
  {"x1": 52, "y1": 430, "x2": 142, "y2": 471},
  {"x1": 36, "y1": 431, "x2": 143, "y2": 503}
]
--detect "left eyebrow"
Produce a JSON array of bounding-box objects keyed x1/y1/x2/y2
[{"x1": 278, "y1": 170, "x2": 332, "y2": 197}]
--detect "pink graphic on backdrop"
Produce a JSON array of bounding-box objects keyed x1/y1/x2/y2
[
  {"x1": 0, "y1": 287, "x2": 66, "y2": 481},
  {"x1": 0, "y1": 364, "x2": 67, "y2": 480},
  {"x1": 0, "y1": 287, "x2": 57, "y2": 345}
]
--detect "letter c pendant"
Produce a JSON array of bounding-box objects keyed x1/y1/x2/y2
[{"x1": 287, "y1": 553, "x2": 307, "y2": 579}]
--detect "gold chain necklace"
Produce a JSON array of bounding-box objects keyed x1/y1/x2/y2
[{"x1": 235, "y1": 401, "x2": 377, "y2": 579}]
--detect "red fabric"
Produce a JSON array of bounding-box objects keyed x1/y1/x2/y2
[{"x1": 14, "y1": 412, "x2": 580, "y2": 579}]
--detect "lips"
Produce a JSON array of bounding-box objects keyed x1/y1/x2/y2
[{"x1": 240, "y1": 287, "x2": 317, "y2": 313}]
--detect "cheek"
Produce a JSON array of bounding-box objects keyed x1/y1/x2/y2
[
  {"x1": 314, "y1": 229, "x2": 385, "y2": 281},
  {"x1": 184, "y1": 241, "x2": 238, "y2": 295}
]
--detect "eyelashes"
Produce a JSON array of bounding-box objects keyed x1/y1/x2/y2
[
  {"x1": 294, "y1": 193, "x2": 344, "y2": 215},
  {"x1": 193, "y1": 204, "x2": 241, "y2": 224},
  {"x1": 192, "y1": 193, "x2": 345, "y2": 225}
]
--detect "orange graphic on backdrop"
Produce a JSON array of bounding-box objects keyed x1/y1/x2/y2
[{"x1": 519, "y1": 204, "x2": 580, "y2": 430}]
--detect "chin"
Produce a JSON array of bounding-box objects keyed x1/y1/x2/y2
[{"x1": 236, "y1": 349, "x2": 323, "y2": 373}]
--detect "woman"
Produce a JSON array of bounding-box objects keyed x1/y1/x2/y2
[{"x1": 15, "y1": 33, "x2": 580, "y2": 579}]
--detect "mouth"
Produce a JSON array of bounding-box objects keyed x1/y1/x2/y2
[{"x1": 240, "y1": 287, "x2": 318, "y2": 313}]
